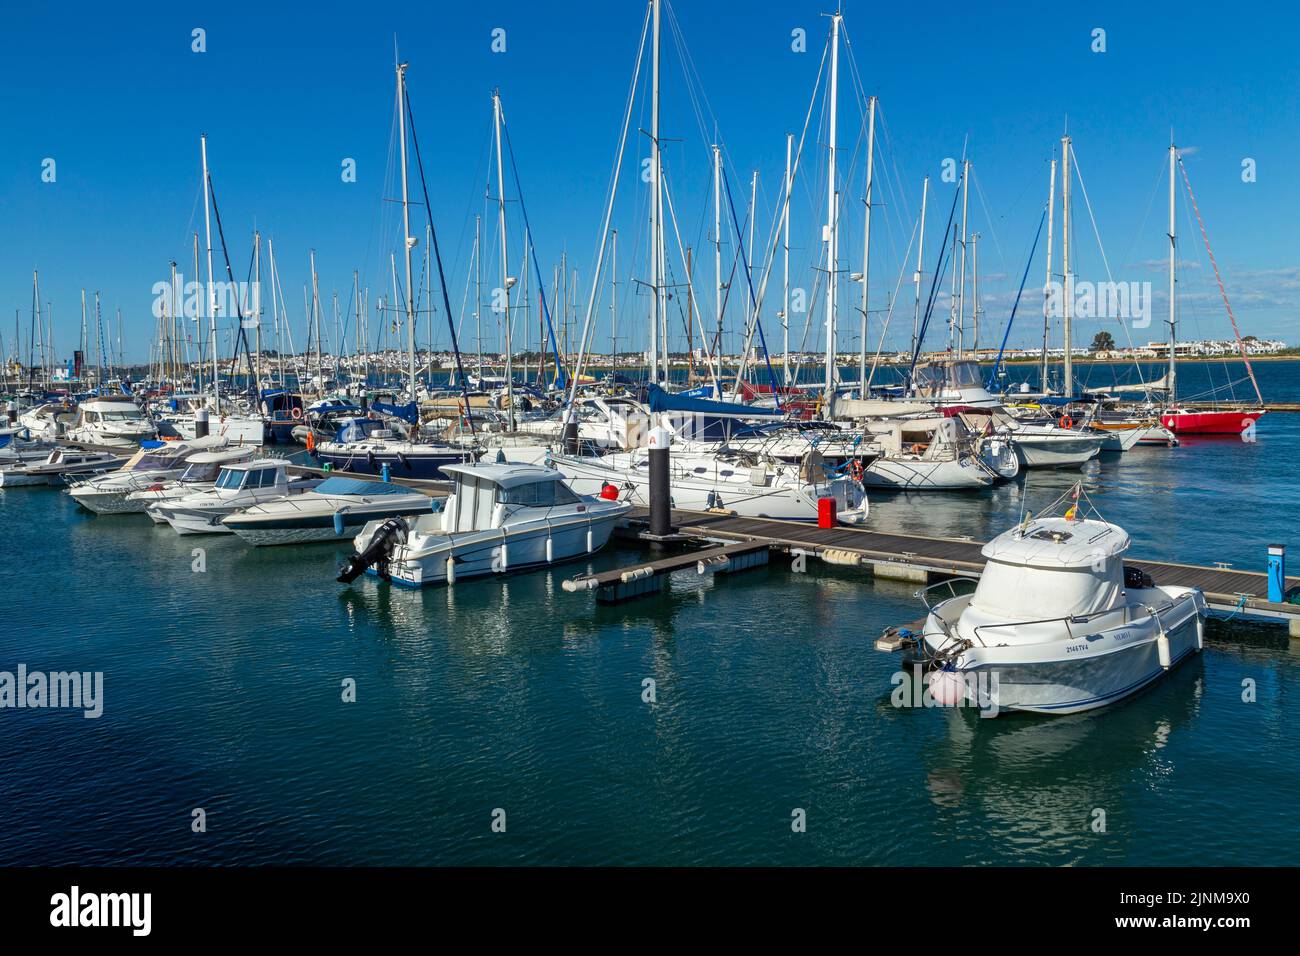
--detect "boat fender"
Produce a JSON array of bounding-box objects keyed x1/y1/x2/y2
[
  {"x1": 446, "y1": 556, "x2": 456, "y2": 584},
  {"x1": 397, "y1": 452, "x2": 411, "y2": 471},
  {"x1": 366, "y1": 451, "x2": 378, "y2": 472},
  {"x1": 545, "y1": 535, "x2": 554, "y2": 562},
  {"x1": 1157, "y1": 630, "x2": 1172, "y2": 670},
  {"x1": 927, "y1": 668, "x2": 965, "y2": 707},
  {"x1": 333, "y1": 511, "x2": 346, "y2": 537}
]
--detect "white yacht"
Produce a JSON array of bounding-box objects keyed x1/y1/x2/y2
[
  {"x1": 339, "y1": 462, "x2": 631, "y2": 587},
  {"x1": 0, "y1": 448, "x2": 125, "y2": 487},
  {"x1": 149, "y1": 458, "x2": 322, "y2": 534},
  {"x1": 127, "y1": 446, "x2": 259, "y2": 519},
  {"x1": 65, "y1": 397, "x2": 157, "y2": 447},
  {"x1": 16, "y1": 402, "x2": 76, "y2": 440},
  {"x1": 910, "y1": 495, "x2": 1205, "y2": 714},
  {"x1": 222, "y1": 476, "x2": 438, "y2": 546},
  {"x1": 67, "y1": 436, "x2": 228, "y2": 514},
  {"x1": 547, "y1": 447, "x2": 868, "y2": 523}
]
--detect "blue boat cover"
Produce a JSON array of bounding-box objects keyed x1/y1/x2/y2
[
  {"x1": 314, "y1": 477, "x2": 417, "y2": 496},
  {"x1": 371, "y1": 400, "x2": 419, "y2": 424},
  {"x1": 645, "y1": 384, "x2": 781, "y2": 418}
]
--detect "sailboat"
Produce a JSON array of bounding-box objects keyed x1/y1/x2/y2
[
  {"x1": 314, "y1": 60, "x2": 472, "y2": 478},
  {"x1": 1159, "y1": 142, "x2": 1265, "y2": 435}
]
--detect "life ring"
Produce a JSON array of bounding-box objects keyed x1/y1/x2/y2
[
  {"x1": 847, "y1": 460, "x2": 864, "y2": 481},
  {"x1": 291, "y1": 407, "x2": 304, "y2": 420},
  {"x1": 1059, "y1": 415, "x2": 1073, "y2": 429}
]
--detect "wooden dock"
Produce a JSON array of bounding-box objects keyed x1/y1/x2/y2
[{"x1": 613, "y1": 507, "x2": 1300, "y2": 633}]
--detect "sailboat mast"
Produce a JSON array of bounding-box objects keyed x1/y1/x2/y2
[
  {"x1": 782, "y1": 133, "x2": 792, "y2": 386},
  {"x1": 1167, "y1": 141, "x2": 1177, "y2": 404},
  {"x1": 958, "y1": 159, "x2": 970, "y2": 356},
  {"x1": 493, "y1": 89, "x2": 515, "y2": 430},
  {"x1": 201, "y1": 134, "x2": 220, "y2": 413},
  {"x1": 1061, "y1": 135, "x2": 1073, "y2": 399},
  {"x1": 648, "y1": 0, "x2": 662, "y2": 385},
  {"x1": 712, "y1": 143, "x2": 723, "y2": 387},
  {"x1": 822, "y1": 11, "x2": 842, "y2": 407},
  {"x1": 911, "y1": 177, "x2": 928, "y2": 359},
  {"x1": 1041, "y1": 157, "x2": 1057, "y2": 392},
  {"x1": 396, "y1": 62, "x2": 418, "y2": 406},
  {"x1": 858, "y1": 95, "x2": 876, "y2": 391}
]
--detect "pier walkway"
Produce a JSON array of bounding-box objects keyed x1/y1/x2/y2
[{"x1": 619, "y1": 507, "x2": 1300, "y2": 632}]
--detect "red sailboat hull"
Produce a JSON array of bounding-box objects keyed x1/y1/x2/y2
[{"x1": 1160, "y1": 408, "x2": 1265, "y2": 434}]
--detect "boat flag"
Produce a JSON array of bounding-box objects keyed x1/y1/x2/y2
[{"x1": 1065, "y1": 484, "x2": 1081, "y2": 521}]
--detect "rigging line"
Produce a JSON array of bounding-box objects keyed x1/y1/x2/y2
[
  {"x1": 721, "y1": 165, "x2": 782, "y2": 407},
  {"x1": 1177, "y1": 156, "x2": 1262, "y2": 405},
  {"x1": 204, "y1": 169, "x2": 256, "y2": 392},
  {"x1": 988, "y1": 206, "x2": 1048, "y2": 389},
  {"x1": 564, "y1": 0, "x2": 650, "y2": 412},
  {"x1": 866, "y1": 210, "x2": 920, "y2": 390},
  {"x1": 1066, "y1": 141, "x2": 1150, "y2": 387},
  {"x1": 403, "y1": 86, "x2": 475, "y2": 432},
  {"x1": 907, "y1": 172, "x2": 964, "y2": 381},
  {"x1": 970, "y1": 165, "x2": 1010, "y2": 281},
  {"x1": 500, "y1": 109, "x2": 567, "y2": 388},
  {"x1": 732, "y1": 32, "x2": 829, "y2": 388}
]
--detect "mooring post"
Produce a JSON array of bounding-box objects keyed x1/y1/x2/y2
[
  {"x1": 195, "y1": 407, "x2": 209, "y2": 438},
  {"x1": 648, "y1": 425, "x2": 673, "y2": 538},
  {"x1": 563, "y1": 418, "x2": 580, "y2": 455},
  {"x1": 6, "y1": 401, "x2": 16, "y2": 425},
  {"x1": 1268, "y1": 544, "x2": 1286, "y2": 603}
]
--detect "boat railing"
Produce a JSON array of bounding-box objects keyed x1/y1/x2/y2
[
  {"x1": 917, "y1": 576, "x2": 979, "y2": 611},
  {"x1": 971, "y1": 592, "x2": 1197, "y2": 645}
]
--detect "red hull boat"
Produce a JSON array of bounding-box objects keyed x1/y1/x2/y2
[{"x1": 1161, "y1": 408, "x2": 1265, "y2": 434}]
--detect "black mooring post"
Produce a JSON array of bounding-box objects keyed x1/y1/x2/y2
[
  {"x1": 648, "y1": 443, "x2": 673, "y2": 538},
  {"x1": 563, "y1": 419, "x2": 579, "y2": 455},
  {"x1": 6, "y1": 402, "x2": 16, "y2": 425},
  {"x1": 195, "y1": 407, "x2": 210, "y2": 438}
]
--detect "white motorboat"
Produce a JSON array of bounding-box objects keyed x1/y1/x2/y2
[
  {"x1": 547, "y1": 447, "x2": 868, "y2": 523},
  {"x1": 313, "y1": 417, "x2": 472, "y2": 480},
  {"x1": 222, "y1": 476, "x2": 438, "y2": 546},
  {"x1": 67, "y1": 436, "x2": 228, "y2": 514},
  {"x1": 65, "y1": 397, "x2": 157, "y2": 447},
  {"x1": 338, "y1": 462, "x2": 632, "y2": 587},
  {"x1": 906, "y1": 489, "x2": 1205, "y2": 715},
  {"x1": 16, "y1": 402, "x2": 76, "y2": 440},
  {"x1": 0, "y1": 448, "x2": 125, "y2": 487},
  {"x1": 959, "y1": 407, "x2": 1104, "y2": 468},
  {"x1": 149, "y1": 458, "x2": 323, "y2": 534},
  {"x1": 154, "y1": 395, "x2": 266, "y2": 446},
  {"x1": 0, "y1": 426, "x2": 51, "y2": 464},
  {"x1": 127, "y1": 446, "x2": 259, "y2": 519}
]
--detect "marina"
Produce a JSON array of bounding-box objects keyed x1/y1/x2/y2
[{"x1": 2, "y1": 0, "x2": 1299, "y2": 910}]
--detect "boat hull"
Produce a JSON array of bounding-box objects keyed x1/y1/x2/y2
[
  {"x1": 864, "y1": 455, "x2": 994, "y2": 490},
  {"x1": 224, "y1": 501, "x2": 437, "y2": 546},
  {"x1": 925, "y1": 597, "x2": 1203, "y2": 715},
  {"x1": 1011, "y1": 436, "x2": 1102, "y2": 468},
  {"x1": 1161, "y1": 409, "x2": 1264, "y2": 434},
  {"x1": 314, "y1": 447, "x2": 468, "y2": 480},
  {"x1": 374, "y1": 511, "x2": 626, "y2": 586}
]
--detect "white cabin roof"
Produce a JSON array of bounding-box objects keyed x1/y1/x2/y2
[
  {"x1": 80, "y1": 398, "x2": 140, "y2": 410},
  {"x1": 441, "y1": 462, "x2": 566, "y2": 489},
  {"x1": 225, "y1": 457, "x2": 292, "y2": 472},
  {"x1": 186, "y1": 448, "x2": 256, "y2": 464},
  {"x1": 981, "y1": 517, "x2": 1130, "y2": 570}
]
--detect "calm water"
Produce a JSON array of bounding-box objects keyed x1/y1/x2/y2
[{"x1": 1, "y1": 360, "x2": 1297, "y2": 866}]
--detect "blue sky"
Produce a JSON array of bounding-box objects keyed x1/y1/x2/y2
[{"x1": 2, "y1": 0, "x2": 1297, "y2": 365}]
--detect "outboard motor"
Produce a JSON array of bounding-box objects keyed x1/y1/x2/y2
[{"x1": 337, "y1": 517, "x2": 409, "y2": 584}]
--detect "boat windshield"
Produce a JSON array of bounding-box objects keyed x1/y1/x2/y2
[
  {"x1": 132, "y1": 453, "x2": 175, "y2": 471},
  {"x1": 179, "y1": 462, "x2": 220, "y2": 482},
  {"x1": 214, "y1": 468, "x2": 246, "y2": 491},
  {"x1": 497, "y1": 480, "x2": 581, "y2": 507}
]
